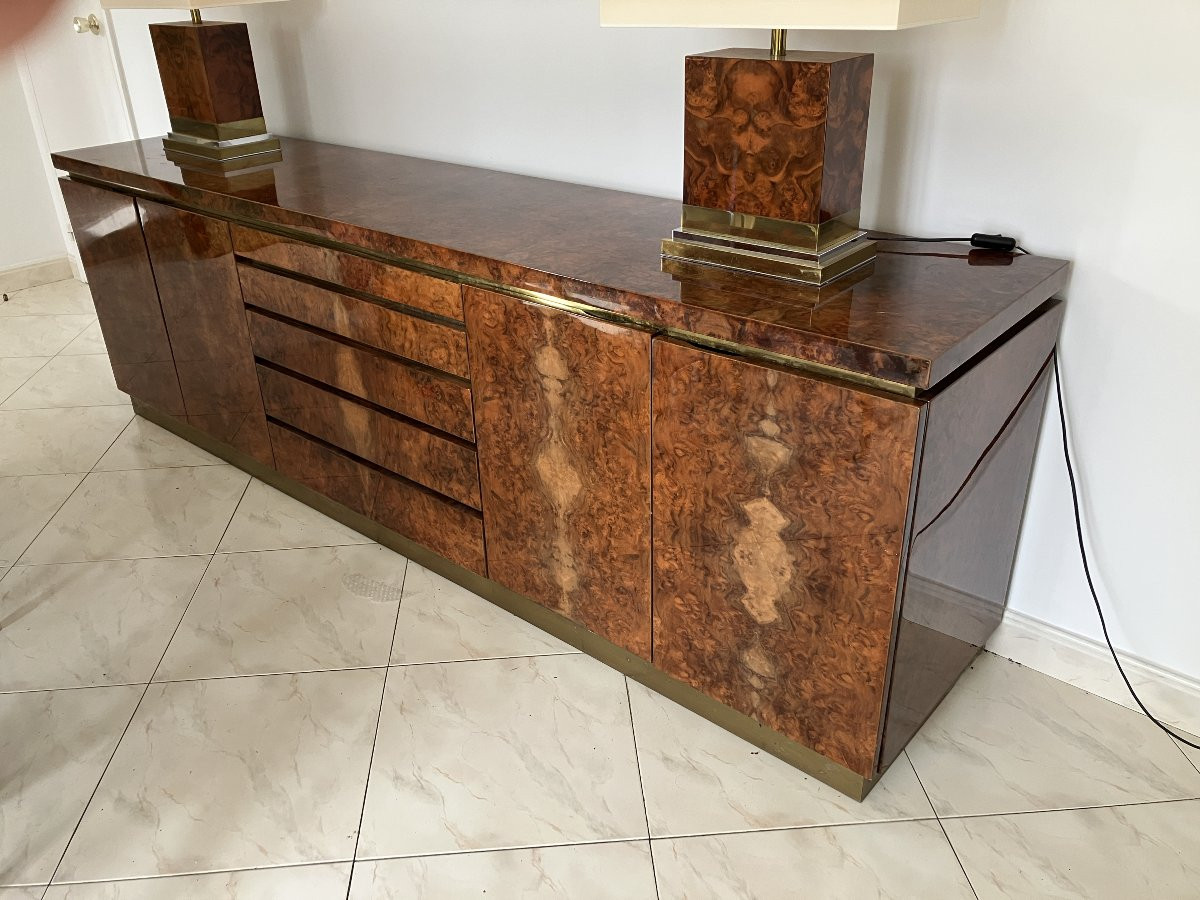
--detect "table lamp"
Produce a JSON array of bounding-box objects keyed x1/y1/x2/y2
[
  {"x1": 101, "y1": 0, "x2": 286, "y2": 171},
  {"x1": 602, "y1": 0, "x2": 982, "y2": 285}
]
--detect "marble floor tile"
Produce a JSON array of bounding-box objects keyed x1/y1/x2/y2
[
  {"x1": 390, "y1": 563, "x2": 575, "y2": 665},
  {"x1": 0, "y1": 473, "x2": 84, "y2": 568},
  {"x1": 156, "y1": 545, "x2": 405, "y2": 681},
  {"x1": 943, "y1": 800, "x2": 1200, "y2": 899},
  {"x1": 906, "y1": 654, "x2": 1200, "y2": 816},
  {"x1": 2, "y1": 355, "x2": 127, "y2": 409},
  {"x1": 0, "y1": 407, "x2": 132, "y2": 476},
  {"x1": 653, "y1": 820, "x2": 976, "y2": 900},
  {"x1": 0, "y1": 358, "x2": 50, "y2": 404},
  {"x1": 0, "y1": 685, "x2": 143, "y2": 886},
  {"x1": 358, "y1": 654, "x2": 646, "y2": 858},
  {"x1": 217, "y1": 480, "x2": 373, "y2": 552},
  {"x1": 627, "y1": 680, "x2": 935, "y2": 837},
  {"x1": 349, "y1": 842, "x2": 658, "y2": 899},
  {"x1": 19, "y1": 467, "x2": 249, "y2": 565},
  {"x1": 0, "y1": 280, "x2": 95, "y2": 317},
  {"x1": 55, "y1": 669, "x2": 384, "y2": 883},
  {"x1": 0, "y1": 557, "x2": 210, "y2": 692},
  {"x1": 44, "y1": 863, "x2": 351, "y2": 898},
  {"x1": 0, "y1": 888, "x2": 44, "y2": 898},
  {"x1": 58, "y1": 321, "x2": 107, "y2": 356},
  {"x1": 93, "y1": 419, "x2": 224, "y2": 472},
  {"x1": 0, "y1": 315, "x2": 92, "y2": 357}
]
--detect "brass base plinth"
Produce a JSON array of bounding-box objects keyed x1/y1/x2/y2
[
  {"x1": 132, "y1": 398, "x2": 883, "y2": 801},
  {"x1": 662, "y1": 228, "x2": 877, "y2": 286}
]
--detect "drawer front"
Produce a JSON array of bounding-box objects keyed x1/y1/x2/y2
[
  {"x1": 247, "y1": 310, "x2": 475, "y2": 441},
  {"x1": 232, "y1": 225, "x2": 463, "y2": 321},
  {"x1": 258, "y1": 364, "x2": 481, "y2": 509},
  {"x1": 239, "y1": 264, "x2": 470, "y2": 378},
  {"x1": 269, "y1": 423, "x2": 486, "y2": 575}
]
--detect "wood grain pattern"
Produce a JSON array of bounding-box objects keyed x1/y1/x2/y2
[
  {"x1": 149, "y1": 21, "x2": 262, "y2": 125},
  {"x1": 138, "y1": 198, "x2": 272, "y2": 465},
  {"x1": 879, "y1": 302, "x2": 1063, "y2": 768},
  {"x1": 246, "y1": 309, "x2": 474, "y2": 441},
  {"x1": 233, "y1": 226, "x2": 463, "y2": 321},
  {"x1": 257, "y1": 364, "x2": 480, "y2": 509},
  {"x1": 652, "y1": 338, "x2": 920, "y2": 777},
  {"x1": 465, "y1": 287, "x2": 652, "y2": 659},
  {"x1": 268, "y1": 423, "x2": 486, "y2": 575},
  {"x1": 57, "y1": 179, "x2": 185, "y2": 416},
  {"x1": 683, "y1": 50, "x2": 872, "y2": 225},
  {"x1": 238, "y1": 264, "x2": 469, "y2": 378},
  {"x1": 52, "y1": 137, "x2": 1071, "y2": 391}
]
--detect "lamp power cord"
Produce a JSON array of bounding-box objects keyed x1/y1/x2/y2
[{"x1": 1053, "y1": 349, "x2": 1200, "y2": 750}]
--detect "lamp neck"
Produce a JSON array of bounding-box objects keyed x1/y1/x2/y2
[
  {"x1": 190, "y1": 8, "x2": 202, "y2": 24},
  {"x1": 770, "y1": 27, "x2": 787, "y2": 59}
]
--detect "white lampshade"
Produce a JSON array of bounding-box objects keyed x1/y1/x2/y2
[
  {"x1": 601, "y1": 0, "x2": 981, "y2": 30},
  {"x1": 100, "y1": 0, "x2": 286, "y2": 9}
]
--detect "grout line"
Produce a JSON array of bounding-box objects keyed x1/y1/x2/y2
[
  {"x1": 0, "y1": 356, "x2": 57, "y2": 406},
  {"x1": 624, "y1": 677, "x2": 662, "y2": 900},
  {"x1": 345, "y1": 555, "x2": 411, "y2": 899},
  {"x1": 932, "y1": 794, "x2": 1200, "y2": 822},
  {"x1": 907, "y1": 751, "x2": 979, "y2": 899},
  {"x1": 39, "y1": 857, "x2": 352, "y2": 889},
  {"x1": 350, "y1": 835, "x2": 665, "y2": 865}
]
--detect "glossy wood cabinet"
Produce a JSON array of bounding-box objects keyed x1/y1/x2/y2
[
  {"x1": 53, "y1": 138, "x2": 1069, "y2": 799},
  {"x1": 138, "y1": 200, "x2": 273, "y2": 466},
  {"x1": 57, "y1": 179, "x2": 185, "y2": 415},
  {"x1": 465, "y1": 287, "x2": 653, "y2": 659}
]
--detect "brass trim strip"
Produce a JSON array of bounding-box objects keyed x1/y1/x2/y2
[
  {"x1": 168, "y1": 116, "x2": 270, "y2": 142},
  {"x1": 66, "y1": 173, "x2": 915, "y2": 397},
  {"x1": 681, "y1": 205, "x2": 863, "y2": 253},
  {"x1": 132, "y1": 397, "x2": 879, "y2": 801}
]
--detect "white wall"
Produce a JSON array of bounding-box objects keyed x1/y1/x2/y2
[
  {"x1": 113, "y1": 0, "x2": 1200, "y2": 684},
  {"x1": 0, "y1": 52, "x2": 66, "y2": 272}
]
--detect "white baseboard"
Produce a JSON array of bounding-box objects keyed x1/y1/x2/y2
[
  {"x1": 987, "y1": 609, "x2": 1200, "y2": 737},
  {"x1": 0, "y1": 256, "x2": 72, "y2": 294}
]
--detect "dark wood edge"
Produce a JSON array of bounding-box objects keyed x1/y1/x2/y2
[{"x1": 132, "y1": 398, "x2": 880, "y2": 800}]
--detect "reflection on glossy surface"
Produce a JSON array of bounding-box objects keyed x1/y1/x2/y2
[{"x1": 54, "y1": 138, "x2": 1069, "y2": 390}]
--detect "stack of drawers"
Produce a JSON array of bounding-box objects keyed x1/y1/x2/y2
[{"x1": 232, "y1": 226, "x2": 486, "y2": 574}]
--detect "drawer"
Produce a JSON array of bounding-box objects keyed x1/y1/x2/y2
[
  {"x1": 232, "y1": 225, "x2": 463, "y2": 321},
  {"x1": 268, "y1": 423, "x2": 486, "y2": 575},
  {"x1": 239, "y1": 264, "x2": 470, "y2": 378},
  {"x1": 258, "y1": 364, "x2": 481, "y2": 509},
  {"x1": 247, "y1": 309, "x2": 475, "y2": 441}
]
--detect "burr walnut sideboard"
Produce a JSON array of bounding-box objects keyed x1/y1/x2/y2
[{"x1": 52, "y1": 137, "x2": 1069, "y2": 800}]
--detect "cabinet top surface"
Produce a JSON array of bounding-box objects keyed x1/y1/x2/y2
[{"x1": 53, "y1": 136, "x2": 1069, "y2": 391}]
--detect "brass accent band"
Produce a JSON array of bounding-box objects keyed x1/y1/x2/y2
[
  {"x1": 682, "y1": 204, "x2": 863, "y2": 254},
  {"x1": 163, "y1": 135, "x2": 282, "y2": 162},
  {"x1": 662, "y1": 233, "x2": 877, "y2": 286},
  {"x1": 132, "y1": 397, "x2": 881, "y2": 801},
  {"x1": 66, "y1": 173, "x2": 914, "y2": 396},
  {"x1": 169, "y1": 116, "x2": 270, "y2": 142}
]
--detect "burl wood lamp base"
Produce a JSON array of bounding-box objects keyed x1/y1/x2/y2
[
  {"x1": 150, "y1": 20, "x2": 281, "y2": 172},
  {"x1": 662, "y1": 49, "x2": 876, "y2": 286}
]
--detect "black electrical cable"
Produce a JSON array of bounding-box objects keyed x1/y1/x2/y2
[{"x1": 1053, "y1": 349, "x2": 1200, "y2": 750}]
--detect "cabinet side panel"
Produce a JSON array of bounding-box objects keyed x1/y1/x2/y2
[
  {"x1": 652, "y1": 339, "x2": 919, "y2": 777},
  {"x1": 58, "y1": 179, "x2": 185, "y2": 415},
  {"x1": 138, "y1": 198, "x2": 273, "y2": 466},
  {"x1": 880, "y1": 302, "x2": 1064, "y2": 768},
  {"x1": 465, "y1": 287, "x2": 653, "y2": 659}
]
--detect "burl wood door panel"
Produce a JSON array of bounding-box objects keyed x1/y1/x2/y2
[
  {"x1": 464, "y1": 287, "x2": 652, "y2": 659},
  {"x1": 652, "y1": 339, "x2": 921, "y2": 777},
  {"x1": 57, "y1": 179, "x2": 184, "y2": 415},
  {"x1": 246, "y1": 309, "x2": 475, "y2": 441},
  {"x1": 137, "y1": 199, "x2": 272, "y2": 465}
]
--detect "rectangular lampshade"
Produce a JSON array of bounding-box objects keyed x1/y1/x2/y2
[
  {"x1": 601, "y1": 0, "x2": 981, "y2": 30},
  {"x1": 100, "y1": 0, "x2": 286, "y2": 9}
]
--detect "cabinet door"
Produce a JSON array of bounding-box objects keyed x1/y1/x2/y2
[
  {"x1": 57, "y1": 179, "x2": 185, "y2": 415},
  {"x1": 464, "y1": 287, "x2": 652, "y2": 658},
  {"x1": 652, "y1": 339, "x2": 921, "y2": 777},
  {"x1": 138, "y1": 199, "x2": 272, "y2": 466}
]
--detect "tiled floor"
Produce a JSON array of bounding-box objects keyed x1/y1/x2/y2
[{"x1": 2, "y1": 280, "x2": 1199, "y2": 898}]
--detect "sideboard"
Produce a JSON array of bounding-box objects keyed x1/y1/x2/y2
[{"x1": 52, "y1": 137, "x2": 1069, "y2": 799}]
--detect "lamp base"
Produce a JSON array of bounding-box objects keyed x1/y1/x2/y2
[{"x1": 662, "y1": 229, "x2": 876, "y2": 286}]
